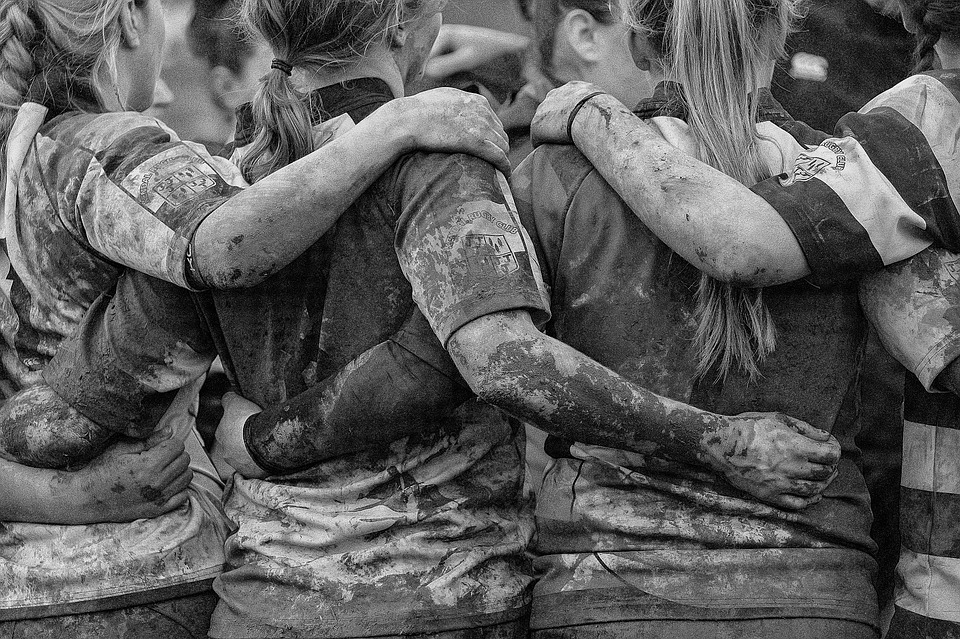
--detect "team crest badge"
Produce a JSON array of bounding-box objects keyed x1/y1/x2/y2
[
  {"x1": 792, "y1": 154, "x2": 831, "y2": 182},
  {"x1": 154, "y1": 164, "x2": 218, "y2": 207},
  {"x1": 943, "y1": 257, "x2": 960, "y2": 285},
  {"x1": 463, "y1": 233, "x2": 519, "y2": 277}
]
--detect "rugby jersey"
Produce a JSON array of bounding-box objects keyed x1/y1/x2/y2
[
  {"x1": 752, "y1": 70, "x2": 960, "y2": 286},
  {"x1": 861, "y1": 245, "x2": 960, "y2": 638},
  {"x1": 45, "y1": 78, "x2": 551, "y2": 638},
  {"x1": 512, "y1": 86, "x2": 878, "y2": 632},
  {"x1": 0, "y1": 109, "x2": 240, "y2": 617}
]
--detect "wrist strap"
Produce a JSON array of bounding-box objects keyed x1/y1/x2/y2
[{"x1": 566, "y1": 91, "x2": 606, "y2": 143}]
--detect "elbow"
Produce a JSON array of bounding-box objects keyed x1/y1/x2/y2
[
  {"x1": 694, "y1": 238, "x2": 784, "y2": 287},
  {"x1": 704, "y1": 248, "x2": 768, "y2": 286},
  {"x1": 446, "y1": 313, "x2": 535, "y2": 409},
  {"x1": 194, "y1": 250, "x2": 276, "y2": 290},
  {"x1": 0, "y1": 386, "x2": 111, "y2": 468}
]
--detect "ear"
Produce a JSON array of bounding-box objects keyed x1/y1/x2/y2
[
  {"x1": 119, "y1": 0, "x2": 142, "y2": 49},
  {"x1": 628, "y1": 30, "x2": 657, "y2": 72},
  {"x1": 561, "y1": 9, "x2": 603, "y2": 64},
  {"x1": 211, "y1": 65, "x2": 247, "y2": 112},
  {"x1": 389, "y1": 20, "x2": 409, "y2": 50}
]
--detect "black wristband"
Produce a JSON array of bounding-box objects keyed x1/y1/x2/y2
[{"x1": 566, "y1": 91, "x2": 606, "y2": 143}]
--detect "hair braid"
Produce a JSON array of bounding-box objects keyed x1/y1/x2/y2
[
  {"x1": 0, "y1": 0, "x2": 36, "y2": 167},
  {"x1": 912, "y1": 0, "x2": 940, "y2": 71}
]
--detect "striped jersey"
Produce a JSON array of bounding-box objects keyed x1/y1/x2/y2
[
  {"x1": 752, "y1": 70, "x2": 960, "y2": 286},
  {"x1": 814, "y1": 69, "x2": 960, "y2": 638},
  {"x1": 861, "y1": 254, "x2": 960, "y2": 636}
]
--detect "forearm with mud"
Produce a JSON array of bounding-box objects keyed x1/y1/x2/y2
[
  {"x1": 447, "y1": 312, "x2": 744, "y2": 470},
  {"x1": 0, "y1": 458, "x2": 101, "y2": 523},
  {"x1": 245, "y1": 339, "x2": 473, "y2": 474},
  {"x1": 569, "y1": 95, "x2": 809, "y2": 286},
  {"x1": 0, "y1": 385, "x2": 115, "y2": 468},
  {"x1": 192, "y1": 104, "x2": 414, "y2": 289}
]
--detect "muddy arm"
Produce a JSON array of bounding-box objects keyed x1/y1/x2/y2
[
  {"x1": 447, "y1": 310, "x2": 841, "y2": 510},
  {"x1": 0, "y1": 385, "x2": 115, "y2": 468}
]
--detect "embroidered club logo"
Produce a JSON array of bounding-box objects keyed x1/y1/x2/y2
[
  {"x1": 463, "y1": 233, "x2": 519, "y2": 277},
  {"x1": 944, "y1": 258, "x2": 960, "y2": 285},
  {"x1": 792, "y1": 154, "x2": 831, "y2": 182},
  {"x1": 154, "y1": 163, "x2": 217, "y2": 207}
]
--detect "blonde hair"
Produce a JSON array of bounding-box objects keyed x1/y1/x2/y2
[
  {"x1": 237, "y1": 0, "x2": 427, "y2": 183},
  {"x1": 0, "y1": 0, "x2": 131, "y2": 175},
  {"x1": 903, "y1": 0, "x2": 960, "y2": 72},
  {"x1": 621, "y1": 0, "x2": 798, "y2": 380}
]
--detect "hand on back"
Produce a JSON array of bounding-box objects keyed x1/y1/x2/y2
[
  {"x1": 704, "y1": 412, "x2": 842, "y2": 511},
  {"x1": 65, "y1": 428, "x2": 194, "y2": 523},
  {"x1": 391, "y1": 87, "x2": 512, "y2": 175}
]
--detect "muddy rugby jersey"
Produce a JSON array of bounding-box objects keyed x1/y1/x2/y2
[
  {"x1": 0, "y1": 110, "x2": 240, "y2": 618},
  {"x1": 861, "y1": 257, "x2": 960, "y2": 637},
  {"x1": 46, "y1": 78, "x2": 550, "y2": 638},
  {"x1": 752, "y1": 70, "x2": 960, "y2": 286},
  {"x1": 511, "y1": 86, "x2": 879, "y2": 632}
]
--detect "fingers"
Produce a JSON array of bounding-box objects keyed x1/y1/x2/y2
[
  {"x1": 480, "y1": 140, "x2": 511, "y2": 176},
  {"x1": 784, "y1": 416, "x2": 833, "y2": 442},
  {"x1": 156, "y1": 490, "x2": 190, "y2": 514},
  {"x1": 784, "y1": 478, "x2": 831, "y2": 498},
  {"x1": 772, "y1": 493, "x2": 823, "y2": 511},
  {"x1": 151, "y1": 454, "x2": 193, "y2": 503},
  {"x1": 800, "y1": 437, "x2": 842, "y2": 466},
  {"x1": 143, "y1": 426, "x2": 174, "y2": 448},
  {"x1": 139, "y1": 437, "x2": 187, "y2": 469},
  {"x1": 788, "y1": 462, "x2": 837, "y2": 481},
  {"x1": 157, "y1": 447, "x2": 191, "y2": 484},
  {"x1": 160, "y1": 466, "x2": 194, "y2": 502}
]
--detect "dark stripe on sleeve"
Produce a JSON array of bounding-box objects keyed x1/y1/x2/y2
[
  {"x1": 94, "y1": 125, "x2": 180, "y2": 183},
  {"x1": 751, "y1": 175, "x2": 883, "y2": 287},
  {"x1": 900, "y1": 486, "x2": 960, "y2": 558},
  {"x1": 838, "y1": 106, "x2": 960, "y2": 252},
  {"x1": 904, "y1": 376, "x2": 960, "y2": 430},
  {"x1": 776, "y1": 119, "x2": 830, "y2": 147},
  {"x1": 889, "y1": 606, "x2": 960, "y2": 638}
]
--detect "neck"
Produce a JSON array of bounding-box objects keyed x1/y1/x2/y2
[
  {"x1": 99, "y1": 67, "x2": 124, "y2": 112},
  {"x1": 296, "y1": 50, "x2": 405, "y2": 98},
  {"x1": 937, "y1": 36, "x2": 960, "y2": 70}
]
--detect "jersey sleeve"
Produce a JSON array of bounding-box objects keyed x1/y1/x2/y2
[
  {"x1": 392, "y1": 152, "x2": 551, "y2": 345},
  {"x1": 42, "y1": 270, "x2": 217, "y2": 437},
  {"x1": 750, "y1": 73, "x2": 960, "y2": 287},
  {"x1": 860, "y1": 247, "x2": 960, "y2": 392},
  {"x1": 67, "y1": 114, "x2": 247, "y2": 289}
]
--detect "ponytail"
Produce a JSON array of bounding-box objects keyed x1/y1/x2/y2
[
  {"x1": 622, "y1": 0, "x2": 796, "y2": 379},
  {"x1": 671, "y1": 0, "x2": 792, "y2": 379},
  {"x1": 236, "y1": 0, "x2": 431, "y2": 183},
  {"x1": 237, "y1": 64, "x2": 315, "y2": 183}
]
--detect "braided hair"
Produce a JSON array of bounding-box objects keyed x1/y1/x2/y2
[
  {"x1": 0, "y1": 0, "x2": 135, "y2": 182},
  {"x1": 0, "y1": 0, "x2": 37, "y2": 162},
  {"x1": 904, "y1": 0, "x2": 960, "y2": 72}
]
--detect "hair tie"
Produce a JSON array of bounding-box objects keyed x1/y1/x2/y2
[{"x1": 271, "y1": 59, "x2": 293, "y2": 76}]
